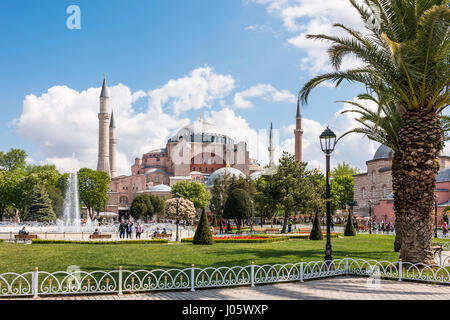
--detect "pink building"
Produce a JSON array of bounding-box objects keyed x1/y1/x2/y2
[
  {"x1": 353, "y1": 144, "x2": 450, "y2": 225},
  {"x1": 105, "y1": 119, "x2": 262, "y2": 220}
]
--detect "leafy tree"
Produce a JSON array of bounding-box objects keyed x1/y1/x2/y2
[
  {"x1": 223, "y1": 188, "x2": 252, "y2": 231},
  {"x1": 148, "y1": 195, "x2": 165, "y2": 221},
  {"x1": 269, "y1": 152, "x2": 325, "y2": 233},
  {"x1": 165, "y1": 197, "x2": 196, "y2": 241},
  {"x1": 331, "y1": 162, "x2": 360, "y2": 178},
  {"x1": 309, "y1": 211, "x2": 323, "y2": 240},
  {"x1": 78, "y1": 168, "x2": 110, "y2": 219},
  {"x1": 193, "y1": 208, "x2": 213, "y2": 245},
  {"x1": 331, "y1": 176, "x2": 354, "y2": 212},
  {"x1": 130, "y1": 194, "x2": 154, "y2": 220},
  {"x1": 254, "y1": 176, "x2": 280, "y2": 227},
  {"x1": 0, "y1": 148, "x2": 27, "y2": 172},
  {"x1": 209, "y1": 172, "x2": 233, "y2": 232},
  {"x1": 299, "y1": 0, "x2": 450, "y2": 264},
  {"x1": 171, "y1": 180, "x2": 210, "y2": 210},
  {"x1": 26, "y1": 185, "x2": 56, "y2": 222},
  {"x1": 46, "y1": 185, "x2": 64, "y2": 219}
]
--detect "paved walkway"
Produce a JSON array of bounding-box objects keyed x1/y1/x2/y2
[{"x1": 4, "y1": 277, "x2": 450, "y2": 300}]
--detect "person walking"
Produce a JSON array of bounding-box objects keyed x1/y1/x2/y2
[
  {"x1": 126, "y1": 220, "x2": 134, "y2": 239},
  {"x1": 119, "y1": 219, "x2": 127, "y2": 239},
  {"x1": 443, "y1": 221, "x2": 448, "y2": 238},
  {"x1": 135, "y1": 221, "x2": 143, "y2": 239}
]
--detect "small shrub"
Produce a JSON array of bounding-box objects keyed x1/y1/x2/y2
[
  {"x1": 309, "y1": 212, "x2": 323, "y2": 240},
  {"x1": 193, "y1": 208, "x2": 213, "y2": 245}
]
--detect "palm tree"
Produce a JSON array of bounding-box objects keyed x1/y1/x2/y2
[
  {"x1": 337, "y1": 94, "x2": 450, "y2": 253},
  {"x1": 300, "y1": 0, "x2": 449, "y2": 263}
]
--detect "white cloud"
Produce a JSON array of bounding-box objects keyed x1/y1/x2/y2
[
  {"x1": 234, "y1": 83, "x2": 295, "y2": 108},
  {"x1": 14, "y1": 66, "x2": 237, "y2": 175},
  {"x1": 148, "y1": 66, "x2": 235, "y2": 115},
  {"x1": 245, "y1": 0, "x2": 367, "y2": 74}
]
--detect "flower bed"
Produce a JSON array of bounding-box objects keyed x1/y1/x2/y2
[
  {"x1": 181, "y1": 235, "x2": 288, "y2": 243},
  {"x1": 252, "y1": 233, "x2": 342, "y2": 240}
]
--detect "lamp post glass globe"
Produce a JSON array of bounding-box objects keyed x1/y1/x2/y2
[{"x1": 320, "y1": 127, "x2": 336, "y2": 263}]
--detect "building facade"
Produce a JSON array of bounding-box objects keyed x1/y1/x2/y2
[
  {"x1": 96, "y1": 77, "x2": 303, "y2": 219},
  {"x1": 353, "y1": 144, "x2": 450, "y2": 224}
]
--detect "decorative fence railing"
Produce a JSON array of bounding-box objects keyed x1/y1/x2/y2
[{"x1": 1, "y1": 257, "x2": 449, "y2": 298}]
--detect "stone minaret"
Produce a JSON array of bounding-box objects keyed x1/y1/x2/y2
[
  {"x1": 294, "y1": 95, "x2": 303, "y2": 162},
  {"x1": 268, "y1": 121, "x2": 274, "y2": 166},
  {"x1": 97, "y1": 75, "x2": 111, "y2": 177},
  {"x1": 109, "y1": 110, "x2": 117, "y2": 178}
]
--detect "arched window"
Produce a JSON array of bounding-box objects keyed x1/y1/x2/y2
[
  {"x1": 162, "y1": 177, "x2": 166, "y2": 184},
  {"x1": 155, "y1": 175, "x2": 160, "y2": 183},
  {"x1": 120, "y1": 196, "x2": 128, "y2": 204},
  {"x1": 383, "y1": 185, "x2": 387, "y2": 198},
  {"x1": 362, "y1": 188, "x2": 366, "y2": 199},
  {"x1": 372, "y1": 171, "x2": 376, "y2": 183},
  {"x1": 371, "y1": 186, "x2": 376, "y2": 197},
  {"x1": 147, "y1": 176, "x2": 152, "y2": 183}
]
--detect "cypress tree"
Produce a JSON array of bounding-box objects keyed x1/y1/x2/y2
[
  {"x1": 309, "y1": 211, "x2": 323, "y2": 240},
  {"x1": 26, "y1": 185, "x2": 57, "y2": 222},
  {"x1": 344, "y1": 208, "x2": 356, "y2": 236},
  {"x1": 193, "y1": 208, "x2": 214, "y2": 245}
]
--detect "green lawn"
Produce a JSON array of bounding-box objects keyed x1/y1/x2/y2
[{"x1": 0, "y1": 234, "x2": 448, "y2": 273}]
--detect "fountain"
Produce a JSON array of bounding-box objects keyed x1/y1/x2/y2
[{"x1": 57, "y1": 172, "x2": 81, "y2": 232}]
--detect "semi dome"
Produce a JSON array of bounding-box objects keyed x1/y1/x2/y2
[
  {"x1": 149, "y1": 184, "x2": 171, "y2": 192},
  {"x1": 436, "y1": 167, "x2": 450, "y2": 183},
  {"x1": 373, "y1": 144, "x2": 393, "y2": 160},
  {"x1": 168, "y1": 120, "x2": 234, "y2": 144},
  {"x1": 205, "y1": 167, "x2": 245, "y2": 187}
]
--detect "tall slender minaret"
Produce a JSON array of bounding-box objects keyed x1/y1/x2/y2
[
  {"x1": 97, "y1": 75, "x2": 111, "y2": 177},
  {"x1": 294, "y1": 94, "x2": 303, "y2": 162},
  {"x1": 268, "y1": 121, "x2": 274, "y2": 166},
  {"x1": 109, "y1": 110, "x2": 117, "y2": 178}
]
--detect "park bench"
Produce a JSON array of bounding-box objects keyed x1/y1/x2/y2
[
  {"x1": 153, "y1": 233, "x2": 172, "y2": 239},
  {"x1": 89, "y1": 234, "x2": 112, "y2": 239},
  {"x1": 432, "y1": 243, "x2": 443, "y2": 256},
  {"x1": 14, "y1": 234, "x2": 37, "y2": 243}
]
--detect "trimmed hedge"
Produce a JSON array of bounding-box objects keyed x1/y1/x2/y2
[
  {"x1": 181, "y1": 236, "x2": 288, "y2": 243},
  {"x1": 31, "y1": 239, "x2": 168, "y2": 245}
]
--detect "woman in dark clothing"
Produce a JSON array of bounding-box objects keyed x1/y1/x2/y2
[{"x1": 126, "y1": 221, "x2": 134, "y2": 239}]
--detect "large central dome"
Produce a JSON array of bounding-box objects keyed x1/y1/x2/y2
[{"x1": 168, "y1": 119, "x2": 234, "y2": 144}]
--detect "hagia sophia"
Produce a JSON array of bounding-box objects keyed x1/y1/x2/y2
[
  {"x1": 96, "y1": 77, "x2": 303, "y2": 219},
  {"x1": 95, "y1": 76, "x2": 450, "y2": 223}
]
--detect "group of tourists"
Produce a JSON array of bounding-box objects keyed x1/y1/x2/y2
[
  {"x1": 117, "y1": 219, "x2": 168, "y2": 239},
  {"x1": 372, "y1": 221, "x2": 394, "y2": 234},
  {"x1": 118, "y1": 219, "x2": 143, "y2": 239}
]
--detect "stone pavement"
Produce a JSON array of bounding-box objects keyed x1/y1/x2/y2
[{"x1": 4, "y1": 277, "x2": 450, "y2": 300}]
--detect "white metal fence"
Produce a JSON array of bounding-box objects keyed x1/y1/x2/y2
[{"x1": 1, "y1": 257, "x2": 449, "y2": 298}]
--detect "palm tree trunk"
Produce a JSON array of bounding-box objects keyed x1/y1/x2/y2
[
  {"x1": 396, "y1": 110, "x2": 442, "y2": 264},
  {"x1": 392, "y1": 150, "x2": 403, "y2": 252}
]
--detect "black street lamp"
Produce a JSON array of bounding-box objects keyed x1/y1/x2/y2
[
  {"x1": 320, "y1": 127, "x2": 336, "y2": 263},
  {"x1": 368, "y1": 200, "x2": 372, "y2": 234},
  {"x1": 434, "y1": 194, "x2": 438, "y2": 238}
]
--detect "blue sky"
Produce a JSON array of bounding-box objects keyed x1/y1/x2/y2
[{"x1": 0, "y1": 0, "x2": 383, "y2": 174}]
